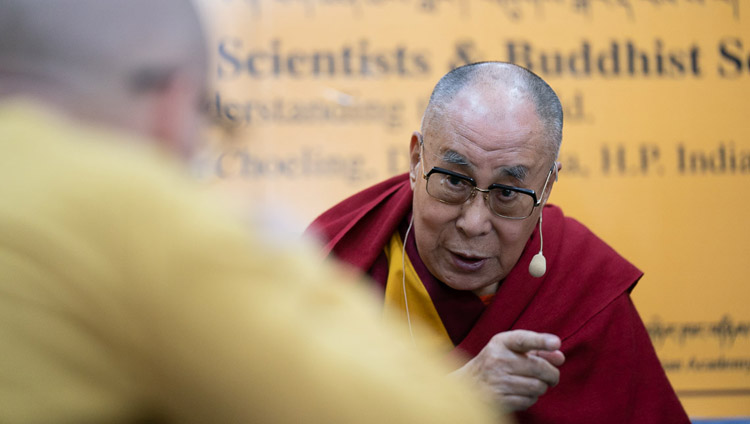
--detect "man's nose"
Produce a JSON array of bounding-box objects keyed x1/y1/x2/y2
[{"x1": 455, "y1": 192, "x2": 493, "y2": 237}]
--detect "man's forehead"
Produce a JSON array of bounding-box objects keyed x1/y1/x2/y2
[
  {"x1": 422, "y1": 83, "x2": 550, "y2": 178},
  {"x1": 436, "y1": 146, "x2": 531, "y2": 181},
  {"x1": 431, "y1": 95, "x2": 542, "y2": 143}
]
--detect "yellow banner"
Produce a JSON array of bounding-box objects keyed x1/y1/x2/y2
[{"x1": 196, "y1": 0, "x2": 750, "y2": 417}]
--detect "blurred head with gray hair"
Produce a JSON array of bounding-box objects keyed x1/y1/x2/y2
[{"x1": 0, "y1": 0, "x2": 208, "y2": 158}]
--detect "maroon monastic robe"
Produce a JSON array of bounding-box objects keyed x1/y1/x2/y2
[{"x1": 307, "y1": 173, "x2": 690, "y2": 424}]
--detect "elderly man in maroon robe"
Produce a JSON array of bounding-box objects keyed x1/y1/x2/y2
[{"x1": 308, "y1": 62, "x2": 690, "y2": 424}]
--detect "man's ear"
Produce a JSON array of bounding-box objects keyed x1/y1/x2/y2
[
  {"x1": 409, "y1": 132, "x2": 422, "y2": 190},
  {"x1": 541, "y1": 161, "x2": 562, "y2": 206},
  {"x1": 150, "y1": 72, "x2": 201, "y2": 159}
]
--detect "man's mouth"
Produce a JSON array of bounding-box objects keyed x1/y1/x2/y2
[{"x1": 449, "y1": 251, "x2": 489, "y2": 272}]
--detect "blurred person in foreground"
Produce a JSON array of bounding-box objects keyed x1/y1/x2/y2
[
  {"x1": 0, "y1": 1, "x2": 503, "y2": 423},
  {"x1": 308, "y1": 62, "x2": 690, "y2": 424}
]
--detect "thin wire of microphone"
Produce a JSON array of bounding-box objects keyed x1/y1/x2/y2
[{"x1": 402, "y1": 216, "x2": 416, "y2": 346}]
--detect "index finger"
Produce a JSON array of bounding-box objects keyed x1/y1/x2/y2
[{"x1": 500, "y1": 330, "x2": 561, "y2": 353}]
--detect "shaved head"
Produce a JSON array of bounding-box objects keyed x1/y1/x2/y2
[
  {"x1": 0, "y1": 0, "x2": 206, "y2": 94},
  {"x1": 422, "y1": 62, "x2": 563, "y2": 161},
  {"x1": 0, "y1": 0, "x2": 208, "y2": 155}
]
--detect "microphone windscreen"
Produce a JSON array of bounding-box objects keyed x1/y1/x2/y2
[{"x1": 529, "y1": 253, "x2": 546, "y2": 278}]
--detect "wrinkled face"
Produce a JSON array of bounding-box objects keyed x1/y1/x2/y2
[{"x1": 409, "y1": 88, "x2": 557, "y2": 296}]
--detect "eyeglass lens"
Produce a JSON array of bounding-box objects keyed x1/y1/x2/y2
[{"x1": 426, "y1": 172, "x2": 535, "y2": 218}]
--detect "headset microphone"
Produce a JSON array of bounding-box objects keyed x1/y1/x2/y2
[{"x1": 528, "y1": 211, "x2": 546, "y2": 278}]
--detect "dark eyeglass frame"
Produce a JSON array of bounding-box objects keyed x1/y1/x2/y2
[{"x1": 422, "y1": 165, "x2": 555, "y2": 220}]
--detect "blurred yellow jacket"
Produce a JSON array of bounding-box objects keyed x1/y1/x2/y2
[{"x1": 0, "y1": 101, "x2": 503, "y2": 424}]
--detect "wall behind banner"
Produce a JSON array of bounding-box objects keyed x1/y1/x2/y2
[{"x1": 195, "y1": 0, "x2": 750, "y2": 418}]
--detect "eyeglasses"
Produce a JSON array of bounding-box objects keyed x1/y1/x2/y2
[{"x1": 420, "y1": 144, "x2": 555, "y2": 220}]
